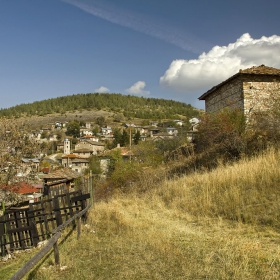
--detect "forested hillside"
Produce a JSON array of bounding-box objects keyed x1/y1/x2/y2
[{"x1": 0, "y1": 93, "x2": 199, "y2": 120}]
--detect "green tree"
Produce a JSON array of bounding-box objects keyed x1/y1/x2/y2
[
  {"x1": 132, "y1": 141, "x2": 164, "y2": 167},
  {"x1": 72, "y1": 137, "x2": 78, "y2": 145},
  {"x1": 56, "y1": 130, "x2": 63, "y2": 141},
  {"x1": 96, "y1": 116, "x2": 105, "y2": 126},
  {"x1": 92, "y1": 126, "x2": 100, "y2": 135},
  {"x1": 133, "y1": 130, "x2": 141, "y2": 145},
  {"x1": 85, "y1": 155, "x2": 101, "y2": 175},
  {"x1": 66, "y1": 120, "x2": 80, "y2": 138},
  {"x1": 113, "y1": 113, "x2": 125, "y2": 122},
  {"x1": 121, "y1": 130, "x2": 130, "y2": 147},
  {"x1": 113, "y1": 128, "x2": 122, "y2": 147}
]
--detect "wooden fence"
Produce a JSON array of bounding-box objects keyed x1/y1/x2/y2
[
  {"x1": 0, "y1": 190, "x2": 90, "y2": 256},
  {"x1": 9, "y1": 204, "x2": 90, "y2": 280}
]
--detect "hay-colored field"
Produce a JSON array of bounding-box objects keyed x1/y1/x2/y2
[{"x1": 2, "y1": 148, "x2": 280, "y2": 279}]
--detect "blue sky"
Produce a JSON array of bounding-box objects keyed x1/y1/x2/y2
[{"x1": 1, "y1": 0, "x2": 280, "y2": 110}]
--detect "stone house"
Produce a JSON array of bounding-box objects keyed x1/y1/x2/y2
[
  {"x1": 71, "y1": 158, "x2": 89, "y2": 173},
  {"x1": 198, "y1": 65, "x2": 280, "y2": 116},
  {"x1": 61, "y1": 154, "x2": 89, "y2": 173},
  {"x1": 56, "y1": 142, "x2": 64, "y2": 152},
  {"x1": 174, "y1": 120, "x2": 183, "y2": 126},
  {"x1": 75, "y1": 140, "x2": 105, "y2": 155},
  {"x1": 166, "y1": 127, "x2": 178, "y2": 136},
  {"x1": 73, "y1": 148, "x2": 93, "y2": 158},
  {"x1": 80, "y1": 128, "x2": 93, "y2": 136},
  {"x1": 21, "y1": 158, "x2": 40, "y2": 174},
  {"x1": 101, "y1": 126, "x2": 113, "y2": 135},
  {"x1": 80, "y1": 135, "x2": 99, "y2": 142}
]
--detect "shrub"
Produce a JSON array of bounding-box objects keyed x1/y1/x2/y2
[{"x1": 194, "y1": 109, "x2": 246, "y2": 161}]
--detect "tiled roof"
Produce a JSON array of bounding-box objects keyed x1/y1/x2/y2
[
  {"x1": 62, "y1": 154, "x2": 81, "y2": 159},
  {"x1": 239, "y1": 64, "x2": 280, "y2": 75},
  {"x1": 83, "y1": 140, "x2": 105, "y2": 146},
  {"x1": 0, "y1": 182, "x2": 40, "y2": 194},
  {"x1": 41, "y1": 167, "x2": 80, "y2": 180},
  {"x1": 199, "y1": 65, "x2": 280, "y2": 100}
]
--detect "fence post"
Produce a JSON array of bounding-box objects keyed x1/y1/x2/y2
[
  {"x1": 53, "y1": 240, "x2": 60, "y2": 266},
  {"x1": 77, "y1": 217, "x2": 81, "y2": 239}
]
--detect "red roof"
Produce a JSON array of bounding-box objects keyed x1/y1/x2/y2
[
  {"x1": 0, "y1": 182, "x2": 40, "y2": 194},
  {"x1": 41, "y1": 167, "x2": 50, "y2": 173},
  {"x1": 62, "y1": 154, "x2": 81, "y2": 159}
]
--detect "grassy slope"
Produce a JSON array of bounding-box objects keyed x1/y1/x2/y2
[{"x1": 2, "y1": 149, "x2": 280, "y2": 279}]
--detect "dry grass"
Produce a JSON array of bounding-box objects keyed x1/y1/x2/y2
[
  {"x1": 2, "y1": 148, "x2": 280, "y2": 279},
  {"x1": 152, "y1": 147, "x2": 280, "y2": 225}
]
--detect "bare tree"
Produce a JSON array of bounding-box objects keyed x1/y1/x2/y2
[{"x1": 0, "y1": 117, "x2": 35, "y2": 185}]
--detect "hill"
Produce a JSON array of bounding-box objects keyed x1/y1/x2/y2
[{"x1": 0, "y1": 93, "x2": 199, "y2": 120}]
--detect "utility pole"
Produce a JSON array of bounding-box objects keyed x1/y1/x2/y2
[
  {"x1": 90, "y1": 170, "x2": 94, "y2": 207},
  {"x1": 129, "y1": 123, "x2": 132, "y2": 162}
]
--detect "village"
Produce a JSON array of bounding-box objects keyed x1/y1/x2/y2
[{"x1": 0, "y1": 114, "x2": 195, "y2": 210}]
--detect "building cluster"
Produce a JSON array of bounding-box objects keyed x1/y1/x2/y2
[{"x1": 0, "y1": 118, "x2": 186, "y2": 208}]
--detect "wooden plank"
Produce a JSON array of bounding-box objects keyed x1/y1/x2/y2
[
  {"x1": 5, "y1": 213, "x2": 15, "y2": 250},
  {"x1": 70, "y1": 193, "x2": 90, "y2": 204},
  {"x1": 52, "y1": 197, "x2": 62, "y2": 227},
  {"x1": 15, "y1": 211, "x2": 25, "y2": 248},
  {"x1": 27, "y1": 204, "x2": 40, "y2": 246},
  {"x1": 6, "y1": 226, "x2": 32, "y2": 234},
  {"x1": 30, "y1": 222, "x2": 39, "y2": 247}
]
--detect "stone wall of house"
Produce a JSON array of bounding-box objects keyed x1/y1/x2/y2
[
  {"x1": 75, "y1": 141, "x2": 104, "y2": 154},
  {"x1": 204, "y1": 78, "x2": 244, "y2": 113},
  {"x1": 205, "y1": 75, "x2": 280, "y2": 114},
  {"x1": 75, "y1": 141, "x2": 92, "y2": 151},
  {"x1": 243, "y1": 76, "x2": 280, "y2": 115}
]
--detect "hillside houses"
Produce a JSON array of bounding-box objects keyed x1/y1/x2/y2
[{"x1": 1, "y1": 109, "x2": 190, "y2": 190}]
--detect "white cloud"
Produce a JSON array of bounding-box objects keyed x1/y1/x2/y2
[
  {"x1": 160, "y1": 33, "x2": 280, "y2": 93},
  {"x1": 94, "y1": 86, "x2": 110, "y2": 93},
  {"x1": 126, "y1": 81, "x2": 150, "y2": 95}
]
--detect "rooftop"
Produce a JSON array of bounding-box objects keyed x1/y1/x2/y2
[{"x1": 41, "y1": 167, "x2": 80, "y2": 180}]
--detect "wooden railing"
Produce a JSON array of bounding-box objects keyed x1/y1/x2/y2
[
  {"x1": 9, "y1": 204, "x2": 90, "y2": 280},
  {"x1": 0, "y1": 190, "x2": 90, "y2": 254}
]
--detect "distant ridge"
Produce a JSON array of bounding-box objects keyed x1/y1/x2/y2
[{"x1": 0, "y1": 93, "x2": 198, "y2": 120}]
